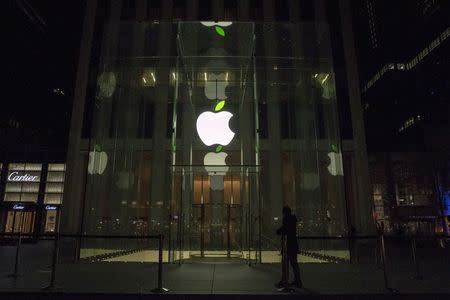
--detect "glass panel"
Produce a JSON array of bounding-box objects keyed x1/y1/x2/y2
[
  {"x1": 5, "y1": 183, "x2": 25, "y2": 193},
  {"x1": 48, "y1": 163, "x2": 66, "y2": 171},
  {"x1": 47, "y1": 171, "x2": 66, "y2": 182},
  {"x1": 44, "y1": 210, "x2": 58, "y2": 232},
  {"x1": 4, "y1": 193, "x2": 21, "y2": 202},
  {"x1": 79, "y1": 21, "x2": 347, "y2": 263},
  {"x1": 6, "y1": 183, "x2": 40, "y2": 193},
  {"x1": 8, "y1": 163, "x2": 26, "y2": 170},
  {"x1": 24, "y1": 163, "x2": 42, "y2": 171},
  {"x1": 45, "y1": 183, "x2": 64, "y2": 193},
  {"x1": 44, "y1": 193, "x2": 63, "y2": 204},
  {"x1": 4, "y1": 193, "x2": 38, "y2": 202},
  {"x1": 19, "y1": 193, "x2": 39, "y2": 202}
]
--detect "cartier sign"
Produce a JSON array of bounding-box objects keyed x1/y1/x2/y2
[{"x1": 7, "y1": 171, "x2": 40, "y2": 182}]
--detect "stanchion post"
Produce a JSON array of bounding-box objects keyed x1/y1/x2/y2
[
  {"x1": 227, "y1": 204, "x2": 231, "y2": 258},
  {"x1": 283, "y1": 235, "x2": 289, "y2": 286},
  {"x1": 379, "y1": 232, "x2": 396, "y2": 292},
  {"x1": 9, "y1": 213, "x2": 25, "y2": 278},
  {"x1": 151, "y1": 234, "x2": 169, "y2": 293},
  {"x1": 9, "y1": 232, "x2": 22, "y2": 278},
  {"x1": 43, "y1": 233, "x2": 60, "y2": 290},
  {"x1": 380, "y1": 233, "x2": 389, "y2": 290},
  {"x1": 411, "y1": 234, "x2": 422, "y2": 279},
  {"x1": 201, "y1": 204, "x2": 205, "y2": 258}
]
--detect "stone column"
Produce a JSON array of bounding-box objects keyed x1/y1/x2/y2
[
  {"x1": 263, "y1": 0, "x2": 283, "y2": 235},
  {"x1": 59, "y1": 0, "x2": 98, "y2": 261},
  {"x1": 338, "y1": 0, "x2": 375, "y2": 235},
  {"x1": 149, "y1": 0, "x2": 173, "y2": 233}
]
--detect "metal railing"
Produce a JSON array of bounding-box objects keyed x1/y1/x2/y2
[
  {"x1": 1, "y1": 230, "x2": 448, "y2": 294},
  {"x1": 288, "y1": 233, "x2": 448, "y2": 292},
  {"x1": 1, "y1": 232, "x2": 168, "y2": 293}
]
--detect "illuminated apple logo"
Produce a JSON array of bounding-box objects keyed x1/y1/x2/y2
[
  {"x1": 196, "y1": 111, "x2": 235, "y2": 146},
  {"x1": 97, "y1": 72, "x2": 116, "y2": 99},
  {"x1": 88, "y1": 145, "x2": 108, "y2": 175}
]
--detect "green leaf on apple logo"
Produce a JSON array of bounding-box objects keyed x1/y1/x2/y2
[
  {"x1": 215, "y1": 26, "x2": 225, "y2": 36},
  {"x1": 215, "y1": 145, "x2": 223, "y2": 152},
  {"x1": 215, "y1": 100, "x2": 225, "y2": 111}
]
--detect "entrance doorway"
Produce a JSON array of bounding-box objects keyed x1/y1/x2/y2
[
  {"x1": 169, "y1": 166, "x2": 260, "y2": 264},
  {"x1": 4, "y1": 211, "x2": 36, "y2": 234}
]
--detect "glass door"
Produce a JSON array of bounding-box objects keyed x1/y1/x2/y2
[
  {"x1": 169, "y1": 167, "x2": 260, "y2": 264},
  {"x1": 190, "y1": 173, "x2": 243, "y2": 258}
]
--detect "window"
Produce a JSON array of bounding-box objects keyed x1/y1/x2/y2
[
  {"x1": 4, "y1": 163, "x2": 42, "y2": 203},
  {"x1": 397, "y1": 63, "x2": 405, "y2": 70},
  {"x1": 44, "y1": 164, "x2": 66, "y2": 204}
]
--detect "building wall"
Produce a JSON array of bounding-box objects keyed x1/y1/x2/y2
[{"x1": 369, "y1": 152, "x2": 447, "y2": 235}]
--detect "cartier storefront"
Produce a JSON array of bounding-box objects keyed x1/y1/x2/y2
[{"x1": 0, "y1": 162, "x2": 66, "y2": 238}]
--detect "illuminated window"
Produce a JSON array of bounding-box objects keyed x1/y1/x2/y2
[
  {"x1": 364, "y1": 27, "x2": 449, "y2": 92},
  {"x1": 44, "y1": 164, "x2": 66, "y2": 204},
  {"x1": 142, "y1": 69, "x2": 156, "y2": 87},
  {"x1": 4, "y1": 163, "x2": 42, "y2": 203},
  {"x1": 398, "y1": 115, "x2": 422, "y2": 133},
  {"x1": 429, "y1": 37, "x2": 441, "y2": 51}
]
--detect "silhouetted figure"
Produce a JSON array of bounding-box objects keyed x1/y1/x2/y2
[{"x1": 276, "y1": 206, "x2": 303, "y2": 288}]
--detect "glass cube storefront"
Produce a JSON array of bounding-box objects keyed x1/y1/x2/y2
[{"x1": 79, "y1": 22, "x2": 348, "y2": 262}]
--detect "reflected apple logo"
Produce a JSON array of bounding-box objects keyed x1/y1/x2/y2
[
  {"x1": 97, "y1": 71, "x2": 116, "y2": 99},
  {"x1": 88, "y1": 150, "x2": 108, "y2": 175},
  {"x1": 327, "y1": 152, "x2": 344, "y2": 176},
  {"x1": 196, "y1": 111, "x2": 235, "y2": 146},
  {"x1": 204, "y1": 152, "x2": 229, "y2": 190},
  {"x1": 200, "y1": 22, "x2": 232, "y2": 27},
  {"x1": 204, "y1": 152, "x2": 229, "y2": 174}
]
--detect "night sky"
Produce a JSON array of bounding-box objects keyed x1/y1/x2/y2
[{"x1": 4, "y1": 1, "x2": 85, "y2": 150}]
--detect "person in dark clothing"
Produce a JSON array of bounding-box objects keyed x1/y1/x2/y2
[{"x1": 276, "y1": 206, "x2": 303, "y2": 288}]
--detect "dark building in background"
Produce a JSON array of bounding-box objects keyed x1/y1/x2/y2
[
  {"x1": 353, "y1": 0, "x2": 450, "y2": 234},
  {"x1": 0, "y1": 1, "x2": 83, "y2": 238}
]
